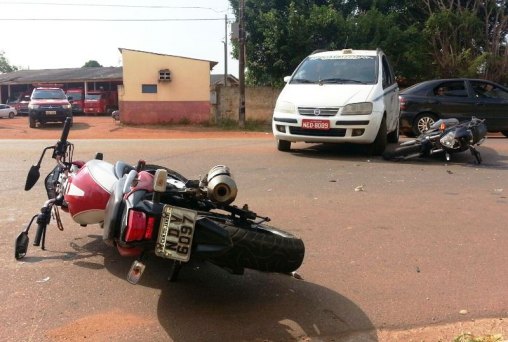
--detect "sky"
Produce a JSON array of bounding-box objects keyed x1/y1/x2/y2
[{"x1": 0, "y1": 0, "x2": 239, "y2": 76}]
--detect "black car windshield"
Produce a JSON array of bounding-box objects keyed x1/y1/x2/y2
[
  {"x1": 85, "y1": 94, "x2": 101, "y2": 100},
  {"x1": 291, "y1": 55, "x2": 377, "y2": 85},
  {"x1": 67, "y1": 93, "x2": 83, "y2": 100},
  {"x1": 32, "y1": 89, "x2": 66, "y2": 100}
]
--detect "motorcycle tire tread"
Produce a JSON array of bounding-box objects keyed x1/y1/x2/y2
[
  {"x1": 210, "y1": 221, "x2": 305, "y2": 274},
  {"x1": 382, "y1": 144, "x2": 422, "y2": 160}
]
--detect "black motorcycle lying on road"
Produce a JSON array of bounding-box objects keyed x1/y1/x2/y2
[
  {"x1": 383, "y1": 117, "x2": 487, "y2": 164},
  {"x1": 15, "y1": 118, "x2": 305, "y2": 284}
]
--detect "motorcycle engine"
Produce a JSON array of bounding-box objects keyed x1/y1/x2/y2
[{"x1": 205, "y1": 165, "x2": 237, "y2": 205}]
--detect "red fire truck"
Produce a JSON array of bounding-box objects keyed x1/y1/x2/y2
[
  {"x1": 65, "y1": 88, "x2": 85, "y2": 114},
  {"x1": 84, "y1": 90, "x2": 118, "y2": 115}
]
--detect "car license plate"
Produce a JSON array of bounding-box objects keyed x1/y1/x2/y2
[
  {"x1": 302, "y1": 119, "x2": 330, "y2": 130},
  {"x1": 155, "y1": 205, "x2": 197, "y2": 262},
  {"x1": 46, "y1": 110, "x2": 57, "y2": 115}
]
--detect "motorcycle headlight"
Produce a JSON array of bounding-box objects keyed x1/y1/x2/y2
[
  {"x1": 439, "y1": 131, "x2": 456, "y2": 148},
  {"x1": 274, "y1": 101, "x2": 297, "y2": 114},
  {"x1": 342, "y1": 102, "x2": 373, "y2": 115}
]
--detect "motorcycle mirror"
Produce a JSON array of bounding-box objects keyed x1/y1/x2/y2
[{"x1": 24, "y1": 165, "x2": 40, "y2": 191}]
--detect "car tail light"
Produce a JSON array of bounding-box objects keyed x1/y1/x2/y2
[
  {"x1": 125, "y1": 209, "x2": 155, "y2": 242},
  {"x1": 399, "y1": 96, "x2": 407, "y2": 111}
]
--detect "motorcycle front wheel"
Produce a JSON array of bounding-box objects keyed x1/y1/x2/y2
[{"x1": 208, "y1": 219, "x2": 305, "y2": 274}]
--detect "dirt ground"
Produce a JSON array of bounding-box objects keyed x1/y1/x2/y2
[
  {"x1": 0, "y1": 115, "x2": 272, "y2": 140},
  {"x1": 2, "y1": 114, "x2": 507, "y2": 342}
]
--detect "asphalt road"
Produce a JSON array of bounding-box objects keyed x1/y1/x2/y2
[{"x1": 0, "y1": 125, "x2": 507, "y2": 341}]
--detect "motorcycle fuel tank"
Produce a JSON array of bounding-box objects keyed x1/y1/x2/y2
[{"x1": 65, "y1": 159, "x2": 118, "y2": 225}]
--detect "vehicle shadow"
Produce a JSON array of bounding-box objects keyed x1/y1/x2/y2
[
  {"x1": 68, "y1": 236, "x2": 378, "y2": 341},
  {"x1": 288, "y1": 142, "x2": 382, "y2": 161},
  {"x1": 288, "y1": 142, "x2": 508, "y2": 169},
  {"x1": 38, "y1": 122, "x2": 91, "y2": 131},
  {"x1": 382, "y1": 144, "x2": 508, "y2": 169},
  {"x1": 156, "y1": 263, "x2": 377, "y2": 341}
]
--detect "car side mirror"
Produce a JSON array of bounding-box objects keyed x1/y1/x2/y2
[{"x1": 283, "y1": 76, "x2": 291, "y2": 83}]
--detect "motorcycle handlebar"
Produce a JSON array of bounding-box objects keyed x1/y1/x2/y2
[
  {"x1": 53, "y1": 118, "x2": 72, "y2": 158},
  {"x1": 60, "y1": 117, "x2": 72, "y2": 144},
  {"x1": 33, "y1": 223, "x2": 45, "y2": 247}
]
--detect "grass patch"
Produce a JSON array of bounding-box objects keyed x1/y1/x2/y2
[{"x1": 454, "y1": 333, "x2": 504, "y2": 342}]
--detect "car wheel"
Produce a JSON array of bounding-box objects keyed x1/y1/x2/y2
[
  {"x1": 8, "y1": 112, "x2": 15, "y2": 119},
  {"x1": 370, "y1": 116, "x2": 387, "y2": 155},
  {"x1": 501, "y1": 131, "x2": 508, "y2": 138},
  {"x1": 277, "y1": 139, "x2": 291, "y2": 152},
  {"x1": 29, "y1": 117, "x2": 36, "y2": 128},
  {"x1": 413, "y1": 113, "x2": 437, "y2": 136},
  {"x1": 387, "y1": 118, "x2": 400, "y2": 143}
]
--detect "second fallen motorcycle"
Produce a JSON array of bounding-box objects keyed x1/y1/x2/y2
[{"x1": 383, "y1": 116, "x2": 487, "y2": 164}]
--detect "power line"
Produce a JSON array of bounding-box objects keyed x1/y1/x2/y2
[
  {"x1": 0, "y1": 1, "x2": 227, "y2": 13},
  {"x1": 0, "y1": 18, "x2": 225, "y2": 22}
]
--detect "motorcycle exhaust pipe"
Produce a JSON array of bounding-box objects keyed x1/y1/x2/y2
[{"x1": 206, "y1": 165, "x2": 238, "y2": 205}]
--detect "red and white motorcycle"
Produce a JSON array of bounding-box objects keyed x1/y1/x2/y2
[{"x1": 15, "y1": 118, "x2": 305, "y2": 283}]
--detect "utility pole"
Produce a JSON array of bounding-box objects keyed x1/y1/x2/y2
[
  {"x1": 224, "y1": 14, "x2": 228, "y2": 87},
  {"x1": 238, "y1": 0, "x2": 246, "y2": 128}
]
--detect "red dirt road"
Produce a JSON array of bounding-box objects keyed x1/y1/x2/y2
[{"x1": 0, "y1": 116, "x2": 271, "y2": 140}]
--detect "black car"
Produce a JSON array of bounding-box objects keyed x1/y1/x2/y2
[{"x1": 399, "y1": 78, "x2": 508, "y2": 137}]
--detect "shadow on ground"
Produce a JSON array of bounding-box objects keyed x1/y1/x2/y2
[{"x1": 68, "y1": 235, "x2": 378, "y2": 342}]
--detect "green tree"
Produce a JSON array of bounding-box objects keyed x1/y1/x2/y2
[
  {"x1": 228, "y1": 0, "x2": 507, "y2": 86},
  {"x1": 0, "y1": 51, "x2": 18, "y2": 73},
  {"x1": 230, "y1": 1, "x2": 424, "y2": 86},
  {"x1": 82, "y1": 60, "x2": 103, "y2": 67},
  {"x1": 419, "y1": 0, "x2": 508, "y2": 84}
]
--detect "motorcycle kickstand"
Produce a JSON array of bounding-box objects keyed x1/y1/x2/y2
[
  {"x1": 470, "y1": 146, "x2": 482, "y2": 164},
  {"x1": 127, "y1": 253, "x2": 146, "y2": 285},
  {"x1": 168, "y1": 261, "x2": 183, "y2": 282}
]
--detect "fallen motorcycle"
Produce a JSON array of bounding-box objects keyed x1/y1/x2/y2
[
  {"x1": 383, "y1": 116, "x2": 487, "y2": 164},
  {"x1": 15, "y1": 118, "x2": 305, "y2": 284}
]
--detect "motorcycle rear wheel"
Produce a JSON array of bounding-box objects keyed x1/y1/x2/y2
[
  {"x1": 382, "y1": 143, "x2": 422, "y2": 160},
  {"x1": 209, "y1": 220, "x2": 305, "y2": 274}
]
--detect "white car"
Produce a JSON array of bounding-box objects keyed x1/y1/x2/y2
[
  {"x1": 0, "y1": 104, "x2": 17, "y2": 119},
  {"x1": 272, "y1": 49, "x2": 400, "y2": 154}
]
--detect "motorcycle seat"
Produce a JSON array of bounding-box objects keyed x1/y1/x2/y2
[{"x1": 114, "y1": 161, "x2": 135, "y2": 179}]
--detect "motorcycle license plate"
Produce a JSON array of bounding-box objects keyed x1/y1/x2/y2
[
  {"x1": 302, "y1": 119, "x2": 330, "y2": 130},
  {"x1": 155, "y1": 205, "x2": 197, "y2": 262},
  {"x1": 46, "y1": 110, "x2": 57, "y2": 115}
]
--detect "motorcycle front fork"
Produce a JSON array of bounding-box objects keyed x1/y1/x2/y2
[
  {"x1": 469, "y1": 146, "x2": 482, "y2": 164},
  {"x1": 444, "y1": 147, "x2": 482, "y2": 164}
]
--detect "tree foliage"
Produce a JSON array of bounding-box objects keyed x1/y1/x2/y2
[
  {"x1": 229, "y1": 0, "x2": 508, "y2": 86},
  {"x1": 0, "y1": 51, "x2": 18, "y2": 73},
  {"x1": 82, "y1": 60, "x2": 103, "y2": 67}
]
